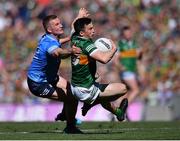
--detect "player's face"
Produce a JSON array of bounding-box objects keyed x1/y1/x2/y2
[
  {"x1": 82, "y1": 23, "x2": 95, "y2": 39},
  {"x1": 48, "y1": 18, "x2": 64, "y2": 35},
  {"x1": 123, "y1": 29, "x2": 132, "y2": 40}
]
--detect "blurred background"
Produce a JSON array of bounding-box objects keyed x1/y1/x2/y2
[{"x1": 0, "y1": 0, "x2": 179, "y2": 122}]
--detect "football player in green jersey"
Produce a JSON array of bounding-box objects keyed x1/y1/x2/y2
[
  {"x1": 70, "y1": 17, "x2": 128, "y2": 121},
  {"x1": 113, "y1": 26, "x2": 142, "y2": 113}
]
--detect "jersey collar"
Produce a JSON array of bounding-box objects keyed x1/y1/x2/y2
[{"x1": 46, "y1": 34, "x2": 58, "y2": 42}]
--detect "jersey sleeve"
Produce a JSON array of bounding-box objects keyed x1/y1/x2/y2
[
  {"x1": 83, "y1": 41, "x2": 97, "y2": 55},
  {"x1": 47, "y1": 40, "x2": 61, "y2": 54}
]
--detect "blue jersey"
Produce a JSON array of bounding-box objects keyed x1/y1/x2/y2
[{"x1": 28, "y1": 34, "x2": 61, "y2": 83}]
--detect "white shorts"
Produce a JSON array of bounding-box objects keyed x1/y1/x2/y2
[
  {"x1": 71, "y1": 83, "x2": 108, "y2": 104},
  {"x1": 121, "y1": 71, "x2": 136, "y2": 80}
]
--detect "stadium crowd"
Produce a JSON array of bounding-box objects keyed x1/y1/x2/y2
[{"x1": 0, "y1": 0, "x2": 179, "y2": 115}]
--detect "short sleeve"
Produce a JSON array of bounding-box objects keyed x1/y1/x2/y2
[
  {"x1": 83, "y1": 41, "x2": 97, "y2": 55},
  {"x1": 47, "y1": 40, "x2": 61, "y2": 54}
]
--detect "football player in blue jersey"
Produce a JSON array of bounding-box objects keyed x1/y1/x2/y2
[{"x1": 27, "y1": 8, "x2": 89, "y2": 134}]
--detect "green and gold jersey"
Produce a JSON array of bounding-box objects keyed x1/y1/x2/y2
[
  {"x1": 71, "y1": 35, "x2": 97, "y2": 88},
  {"x1": 118, "y1": 39, "x2": 138, "y2": 72}
]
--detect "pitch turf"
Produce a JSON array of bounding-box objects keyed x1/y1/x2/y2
[{"x1": 0, "y1": 121, "x2": 180, "y2": 140}]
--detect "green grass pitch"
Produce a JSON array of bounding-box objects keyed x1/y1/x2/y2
[{"x1": 0, "y1": 121, "x2": 180, "y2": 140}]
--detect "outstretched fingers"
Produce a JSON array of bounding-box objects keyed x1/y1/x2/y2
[{"x1": 78, "y1": 8, "x2": 90, "y2": 18}]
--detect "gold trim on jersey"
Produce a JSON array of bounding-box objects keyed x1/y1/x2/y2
[
  {"x1": 79, "y1": 55, "x2": 89, "y2": 65},
  {"x1": 119, "y1": 49, "x2": 137, "y2": 58}
]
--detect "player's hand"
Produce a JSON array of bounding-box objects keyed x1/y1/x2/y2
[
  {"x1": 78, "y1": 8, "x2": 90, "y2": 18},
  {"x1": 110, "y1": 40, "x2": 117, "y2": 52},
  {"x1": 72, "y1": 45, "x2": 81, "y2": 56},
  {"x1": 71, "y1": 8, "x2": 90, "y2": 30}
]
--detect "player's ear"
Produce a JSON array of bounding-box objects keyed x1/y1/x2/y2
[
  {"x1": 47, "y1": 26, "x2": 52, "y2": 33},
  {"x1": 80, "y1": 31, "x2": 84, "y2": 36}
]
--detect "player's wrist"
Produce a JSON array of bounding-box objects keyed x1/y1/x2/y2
[
  {"x1": 69, "y1": 48, "x2": 73, "y2": 55},
  {"x1": 64, "y1": 48, "x2": 73, "y2": 55}
]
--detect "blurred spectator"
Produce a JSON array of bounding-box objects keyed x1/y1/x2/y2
[{"x1": 0, "y1": 0, "x2": 179, "y2": 107}]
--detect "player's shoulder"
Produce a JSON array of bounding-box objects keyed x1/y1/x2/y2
[
  {"x1": 72, "y1": 35, "x2": 93, "y2": 47},
  {"x1": 42, "y1": 35, "x2": 60, "y2": 48},
  {"x1": 40, "y1": 34, "x2": 58, "y2": 43}
]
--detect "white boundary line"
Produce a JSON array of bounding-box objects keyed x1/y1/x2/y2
[{"x1": 0, "y1": 127, "x2": 179, "y2": 134}]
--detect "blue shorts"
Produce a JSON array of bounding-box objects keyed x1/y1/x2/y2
[{"x1": 27, "y1": 77, "x2": 59, "y2": 98}]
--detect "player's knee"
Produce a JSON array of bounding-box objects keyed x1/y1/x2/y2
[
  {"x1": 120, "y1": 83, "x2": 128, "y2": 94},
  {"x1": 131, "y1": 86, "x2": 140, "y2": 95}
]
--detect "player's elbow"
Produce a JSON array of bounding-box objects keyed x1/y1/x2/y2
[
  {"x1": 51, "y1": 49, "x2": 60, "y2": 57},
  {"x1": 120, "y1": 84, "x2": 128, "y2": 95},
  {"x1": 100, "y1": 54, "x2": 111, "y2": 64},
  {"x1": 52, "y1": 52, "x2": 59, "y2": 57},
  {"x1": 99, "y1": 58, "x2": 110, "y2": 64}
]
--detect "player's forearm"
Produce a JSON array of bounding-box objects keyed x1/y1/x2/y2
[
  {"x1": 52, "y1": 48, "x2": 72, "y2": 58},
  {"x1": 92, "y1": 48, "x2": 117, "y2": 64},
  {"x1": 102, "y1": 48, "x2": 117, "y2": 63},
  {"x1": 101, "y1": 39, "x2": 117, "y2": 63},
  {"x1": 59, "y1": 36, "x2": 71, "y2": 44}
]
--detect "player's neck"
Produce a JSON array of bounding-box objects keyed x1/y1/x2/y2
[{"x1": 48, "y1": 33, "x2": 59, "y2": 40}]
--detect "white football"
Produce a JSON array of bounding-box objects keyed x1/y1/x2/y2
[{"x1": 94, "y1": 38, "x2": 112, "y2": 52}]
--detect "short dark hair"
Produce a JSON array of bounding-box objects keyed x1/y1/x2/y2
[
  {"x1": 121, "y1": 25, "x2": 131, "y2": 36},
  {"x1": 73, "y1": 17, "x2": 92, "y2": 35},
  {"x1": 42, "y1": 15, "x2": 57, "y2": 33},
  {"x1": 121, "y1": 26, "x2": 130, "y2": 32}
]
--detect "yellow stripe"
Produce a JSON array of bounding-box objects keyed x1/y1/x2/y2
[
  {"x1": 120, "y1": 49, "x2": 137, "y2": 58},
  {"x1": 79, "y1": 55, "x2": 89, "y2": 65}
]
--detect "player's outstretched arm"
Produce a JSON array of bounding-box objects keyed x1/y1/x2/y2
[
  {"x1": 71, "y1": 8, "x2": 90, "y2": 33},
  {"x1": 58, "y1": 36, "x2": 71, "y2": 44},
  {"x1": 51, "y1": 46, "x2": 81, "y2": 59}
]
